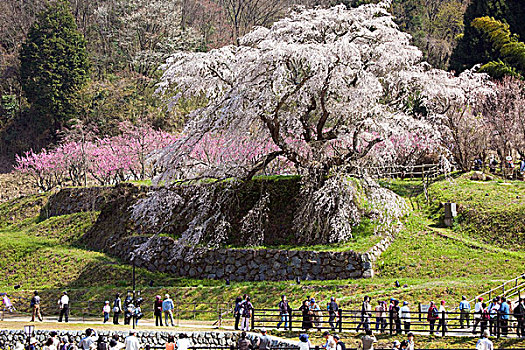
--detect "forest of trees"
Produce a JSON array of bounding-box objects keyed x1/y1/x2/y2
[{"x1": 0, "y1": 0, "x2": 523, "y2": 171}]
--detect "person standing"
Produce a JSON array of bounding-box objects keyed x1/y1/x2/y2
[
  {"x1": 488, "y1": 297, "x2": 500, "y2": 335},
  {"x1": 357, "y1": 296, "x2": 372, "y2": 332},
  {"x1": 79, "y1": 329, "x2": 97, "y2": 350},
  {"x1": 124, "y1": 331, "x2": 140, "y2": 350},
  {"x1": 400, "y1": 301, "x2": 411, "y2": 334},
  {"x1": 124, "y1": 292, "x2": 133, "y2": 325},
  {"x1": 234, "y1": 296, "x2": 243, "y2": 331},
  {"x1": 241, "y1": 296, "x2": 254, "y2": 331},
  {"x1": 257, "y1": 328, "x2": 272, "y2": 350},
  {"x1": 333, "y1": 335, "x2": 345, "y2": 350},
  {"x1": 321, "y1": 331, "x2": 336, "y2": 350},
  {"x1": 427, "y1": 301, "x2": 439, "y2": 335},
  {"x1": 299, "y1": 300, "x2": 313, "y2": 330},
  {"x1": 436, "y1": 300, "x2": 447, "y2": 334},
  {"x1": 165, "y1": 335, "x2": 175, "y2": 350},
  {"x1": 176, "y1": 334, "x2": 190, "y2": 350},
  {"x1": 328, "y1": 297, "x2": 339, "y2": 332},
  {"x1": 514, "y1": 298, "x2": 525, "y2": 338},
  {"x1": 309, "y1": 298, "x2": 322, "y2": 331},
  {"x1": 162, "y1": 294, "x2": 175, "y2": 327},
  {"x1": 375, "y1": 301, "x2": 386, "y2": 333},
  {"x1": 472, "y1": 297, "x2": 484, "y2": 334},
  {"x1": 30, "y1": 291, "x2": 43, "y2": 322},
  {"x1": 459, "y1": 296, "x2": 471, "y2": 329},
  {"x1": 237, "y1": 332, "x2": 250, "y2": 350},
  {"x1": 406, "y1": 332, "x2": 415, "y2": 350},
  {"x1": 298, "y1": 334, "x2": 310, "y2": 350},
  {"x1": 103, "y1": 301, "x2": 111, "y2": 323},
  {"x1": 499, "y1": 297, "x2": 510, "y2": 337},
  {"x1": 154, "y1": 295, "x2": 163, "y2": 327},
  {"x1": 58, "y1": 292, "x2": 69, "y2": 323},
  {"x1": 480, "y1": 303, "x2": 489, "y2": 335},
  {"x1": 476, "y1": 330, "x2": 493, "y2": 350},
  {"x1": 113, "y1": 293, "x2": 122, "y2": 325},
  {"x1": 392, "y1": 300, "x2": 401, "y2": 335},
  {"x1": 96, "y1": 336, "x2": 108, "y2": 350},
  {"x1": 361, "y1": 330, "x2": 377, "y2": 350},
  {"x1": 42, "y1": 338, "x2": 56, "y2": 350},
  {"x1": 277, "y1": 295, "x2": 290, "y2": 330}
]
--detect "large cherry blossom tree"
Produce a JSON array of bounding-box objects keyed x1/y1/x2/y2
[
  {"x1": 150, "y1": 0, "x2": 492, "y2": 244},
  {"x1": 157, "y1": 0, "x2": 490, "y2": 182}
]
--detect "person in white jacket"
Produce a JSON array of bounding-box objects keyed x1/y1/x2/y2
[
  {"x1": 476, "y1": 330, "x2": 493, "y2": 350},
  {"x1": 400, "y1": 301, "x2": 411, "y2": 334}
]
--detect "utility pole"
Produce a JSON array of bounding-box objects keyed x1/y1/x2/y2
[{"x1": 132, "y1": 258, "x2": 136, "y2": 330}]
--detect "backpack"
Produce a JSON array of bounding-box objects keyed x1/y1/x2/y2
[
  {"x1": 430, "y1": 306, "x2": 439, "y2": 319},
  {"x1": 482, "y1": 309, "x2": 490, "y2": 321}
]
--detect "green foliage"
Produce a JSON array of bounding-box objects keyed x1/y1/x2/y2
[
  {"x1": 471, "y1": 16, "x2": 525, "y2": 78},
  {"x1": 19, "y1": 0, "x2": 89, "y2": 136},
  {"x1": 449, "y1": 0, "x2": 525, "y2": 74},
  {"x1": 479, "y1": 60, "x2": 520, "y2": 78}
]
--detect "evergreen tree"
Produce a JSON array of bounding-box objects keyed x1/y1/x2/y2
[
  {"x1": 449, "y1": 0, "x2": 507, "y2": 73},
  {"x1": 449, "y1": 0, "x2": 525, "y2": 74},
  {"x1": 471, "y1": 16, "x2": 525, "y2": 78},
  {"x1": 20, "y1": 0, "x2": 89, "y2": 137}
]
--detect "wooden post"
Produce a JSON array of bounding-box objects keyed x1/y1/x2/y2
[
  {"x1": 338, "y1": 309, "x2": 343, "y2": 333},
  {"x1": 441, "y1": 311, "x2": 446, "y2": 337},
  {"x1": 289, "y1": 310, "x2": 293, "y2": 331}
]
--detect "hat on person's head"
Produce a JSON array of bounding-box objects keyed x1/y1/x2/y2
[
  {"x1": 483, "y1": 330, "x2": 490, "y2": 338},
  {"x1": 63, "y1": 291, "x2": 67, "y2": 295},
  {"x1": 331, "y1": 297, "x2": 335, "y2": 301},
  {"x1": 261, "y1": 327, "x2": 267, "y2": 333},
  {"x1": 441, "y1": 300, "x2": 445, "y2": 304},
  {"x1": 333, "y1": 335, "x2": 340, "y2": 340},
  {"x1": 462, "y1": 296, "x2": 466, "y2": 300},
  {"x1": 105, "y1": 301, "x2": 109, "y2": 304},
  {"x1": 407, "y1": 332, "x2": 414, "y2": 338},
  {"x1": 323, "y1": 331, "x2": 330, "y2": 337},
  {"x1": 479, "y1": 297, "x2": 483, "y2": 301},
  {"x1": 310, "y1": 298, "x2": 315, "y2": 302},
  {"x1": 299, "y1": 334, "x2": 309, "y2": 342},
  {"x1": 165, "y1": 294, "x2": 170, "y2": 299},
  {"x1": 30, "y1": 338, "x2": 37, "y2": 344},
  {"x1": 403, "y1": 301, "x2": 408, "y2": 305},
  {"x1": 393, "y1": 340, "x2": 400, "y2": 346}
]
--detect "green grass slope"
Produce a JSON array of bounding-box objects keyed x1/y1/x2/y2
[
  {"x1": 423, "y1": 173, "x2": 525, "y2": 248},
  {"x1": 0, "y1": 179, "x2": 524, "y2": 331}
]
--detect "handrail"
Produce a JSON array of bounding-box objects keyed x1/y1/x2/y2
[{"x1": 452, "y1": 273, "x2": 525, "y2": 311}]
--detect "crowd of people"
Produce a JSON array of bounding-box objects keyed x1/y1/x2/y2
[
  {"x1": 22, "y1": 330, "x2": 191, "y2": 350},
  {"x1": 27, "y1": 290, "x2": 525, "y2": 340}
]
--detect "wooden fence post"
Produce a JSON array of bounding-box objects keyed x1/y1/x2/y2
[
  {"x1": 441, "y1": 311, "x2": 446, "y2": 337},
  {"x1": 338, "y1": 309, "x2": 343, "y2": 333}
]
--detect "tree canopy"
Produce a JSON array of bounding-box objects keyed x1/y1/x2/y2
[
  {"x1": 449, "y1": 0, "x2": 525, "y2": 74},
  {"x1": 19, "y1": 0, "x2": 89, "y2": 137}
]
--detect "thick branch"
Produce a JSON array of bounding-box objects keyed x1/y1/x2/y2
[{"x1": 243, "y1": 150, "x2": 285, "y2": 181}]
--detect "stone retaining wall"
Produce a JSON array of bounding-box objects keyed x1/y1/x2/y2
[
  {"x1": 40, "y1": 187, "x2": 111, "y2": 219},
  {"x1": 0, "y1": 330, "x2": 298, "y2": 348},
  {"x1": 111, "y1": 234, "x2": 393, "y2": 281},
  {"x1": 43, "y1": 186, "x2": 396, "y2": 281}
]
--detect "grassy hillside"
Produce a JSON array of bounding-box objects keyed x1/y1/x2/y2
[
  {"x1": 0, "y1": 178, "x2": 524, "y2": 330},
  {"x1": 422, "y1": 173, "x2": 525, "y2": 248}
]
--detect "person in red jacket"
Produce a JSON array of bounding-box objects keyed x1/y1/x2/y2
[
  {"x1": 154, "y1": 295, "x2": 163, "y2": 327},
  {"x1": 427, "y1": 301, "x2": 439, "y2": 335}
]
